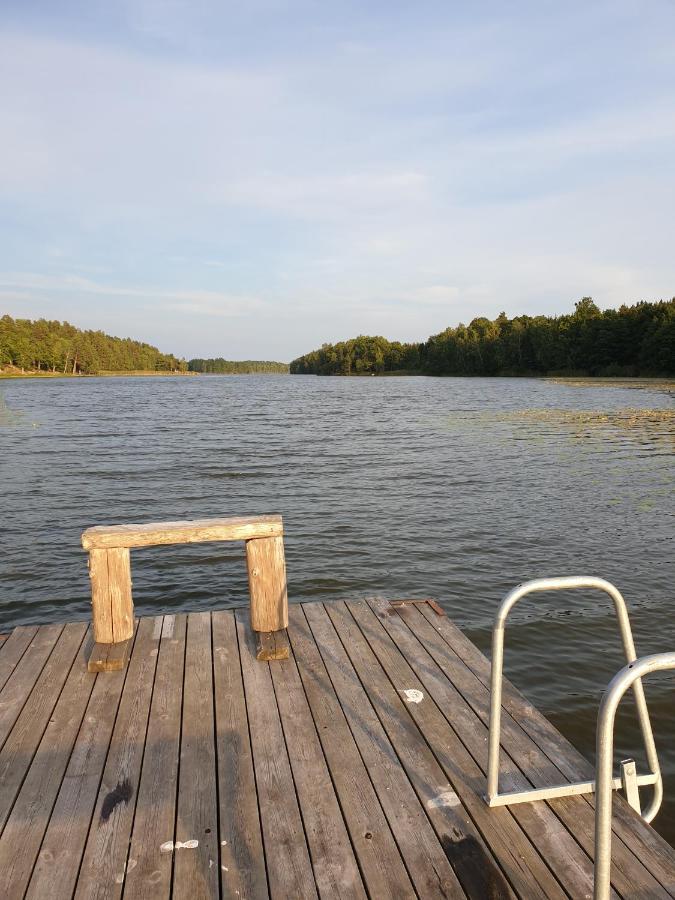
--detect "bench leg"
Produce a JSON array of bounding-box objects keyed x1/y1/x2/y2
[
  {"x1": 89, "y1": 548, "x2": 134, "y2": 644},
  {"x1": 246, "y1": 536, "x2": 289, "y2": 639}
]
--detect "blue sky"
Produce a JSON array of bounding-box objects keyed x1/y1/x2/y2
[{"x1": 1, "y1": 1, "x2": 674, "y2": 361}]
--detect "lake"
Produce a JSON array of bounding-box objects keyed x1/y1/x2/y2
[{"x1": 1, "y1": 374, "x2": 674, "y2": 844}]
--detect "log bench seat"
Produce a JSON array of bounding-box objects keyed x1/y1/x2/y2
[{"x1": 81, "y1": 515, "x2": 289, "y2": 671}]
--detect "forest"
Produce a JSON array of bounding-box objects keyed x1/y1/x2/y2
[
  {"x1": 290, "y1": 298, "x2": 675, "y2": 377},
  {"x1": 188, "y1": 358, "x2": 289, "y2": 374},
  {"x1": 0, "y1": 315, "x2": 187, "y2": 373}
]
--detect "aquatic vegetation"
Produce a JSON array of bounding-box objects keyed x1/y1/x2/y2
[
  {"x1": 547, "y1": 377, "x2": 674, "y2": 394},
  {"x1": 500, "y1": 408, "x2": 674, "y2": 428},
  {"x1": 445, "y1": 407, "x2": 674, "y2": 449}
]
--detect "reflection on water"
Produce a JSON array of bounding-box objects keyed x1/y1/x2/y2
[{"x1": 1, "y1": 374, "x2": 674, "y2": 843}]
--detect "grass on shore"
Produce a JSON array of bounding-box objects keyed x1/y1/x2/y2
[{"x1": 0, "y1": 367, "x2": 196, "y2": 379}]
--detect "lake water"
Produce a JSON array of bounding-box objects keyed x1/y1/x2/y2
[{"x1": 1, "y1": 374, "x2": 674, "y2": 844}]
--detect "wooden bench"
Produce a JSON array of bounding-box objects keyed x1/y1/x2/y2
[{"x1": 81, "y1": 515, "x2": 288, "y2": 671}]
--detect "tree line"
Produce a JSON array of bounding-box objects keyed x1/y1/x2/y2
[
  {"x1": 188, "y1": 358, "x2": 289, "y2": 374},
  {"x1": 290, "y1": 298, "x2": 675, "y2": 377},
  {"x1": 0, "y1": 315, "x2": 187, "y2": 373}
]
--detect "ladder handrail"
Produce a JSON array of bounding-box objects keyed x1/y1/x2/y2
[
  {"x1": 486, "y1": 577, "x2": 662, "y2": 817},
  {"x1": 594, "y1": 652, "x2": 675, "y2": 900}
]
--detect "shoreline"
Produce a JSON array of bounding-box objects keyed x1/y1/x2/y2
[
  {"x1": 0, "y1": 369, "x2": 199, "y2": 380},
  {"x1": 2, "y1": 368, "x2": 673, "y2": 390}
]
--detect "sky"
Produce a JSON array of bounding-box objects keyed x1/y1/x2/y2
[{"x1": 1, "y1": 1, "x2": 674, "y2": 361}]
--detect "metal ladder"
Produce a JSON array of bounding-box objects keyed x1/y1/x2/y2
[{"x1": 484, "y1": 576, "x2": 674, "y2": 900}]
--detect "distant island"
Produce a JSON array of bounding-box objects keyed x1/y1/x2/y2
[
  {"x1": 0, "y1": 316, "x2": 288, "y2": 377},
  {"x1": 290, "y1": 298, "x2": 675, "y2": 377},
  {"x1": 188, "y1": 358, "x2": 289, "y2": 374}
]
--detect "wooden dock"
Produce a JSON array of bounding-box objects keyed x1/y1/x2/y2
[{"x1": 1, "y1": 598, "x2": 674, "y2": 899}]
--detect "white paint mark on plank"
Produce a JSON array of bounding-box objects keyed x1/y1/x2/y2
[
  {"x1": 400, "y1": 688, "x2": 424, "y2": 704},
  {"x1": 162, "y1": 615, "x2": 175, "y2": 639},
  {"x1": 427, "y1": 789, "x2": 461, "y2": 809},
  {"x1": 114, "y1": 857, "x2": 137, "y2": 883},
  {"x1": 160, "y1": 839, "x2": 199, "y2": 852}
]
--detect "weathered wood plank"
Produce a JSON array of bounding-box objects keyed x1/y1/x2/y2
[
  {"x1": 345, "y1": 600, "x2": 518, "y2": 900},
  {"x1": 24, "y1": 629, "x2": 133, "y2": 900},
  {"x1": 74, "y1": 616, "x2": 160, "y2": 899},
  {"x1": 0, "y1": 623, "x2": 64, "y2": 751},
  {"x1": 173, "y1": 612, "x2": 220, "y2": 899},
  {"x1": 358, "y1": 599, "x2": 568, "y2": 900},
  {"x1": 247, "y1": 536, "x2": 289, "y2": 632},
  {"x1": 0, "y1": 627, "x2": 95, "y2": 896},
  {"x1": 304, "y1": 602, "x2": 465, "y2": 899},
  {"x1": 236, "y1": 608, "x2": 318, "y2": 900},
  {"x1": 88, "y1": 636, "x2": 132, "y2": 672},
  {"x1": 256, "y1": 628, "x2": 290, "y2": 660},
  {"x1": 380, "y1": 602, "x2": 612, "y2": 900},
  {"x1": 416, "y1": 604, "x2": 675, "y2": 896},
  {"x1": 89, "y1": 549, "x2": 114, "y2": 643},
  {"x1": 373, "y1": 604, "x2": 565, "y2": 897},
  {"x1": 333, "y1": 601, "x2": 514, "y2": 900},
  {"x1": 0, "y1": 623, "x2": 87, "y2": 834},
  {"x1": 0, "y1": 625, "x2": 38, "y2": 692},
  {"x1": 212, "y1": 610, "x2": 268, "y2": 900},
  {"x1": 123, "y1": 615, "x2": 185, "y2": 899},
  {"x1": 288, "y1": 605, "x2": 417, "y2": 898},
  {"x1": 82, "y1": 515, "x2": 283, "y2": 550},
  {"x1": 270, "y1": 635, "x2": 367, "y2": 899}
]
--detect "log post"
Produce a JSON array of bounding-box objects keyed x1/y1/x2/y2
[
  {"x1": 89, "y1": 549, "x2": 113, "y2": 644},
  {"x1": 108, "y1": 547, "x2": 134, "y2": 641},
  {"x1": 88, "y1": 547, "x2": 134, "y2": 644},
  {"x1": 246, "y1": 536, "x2": 289, "y2": 632}
]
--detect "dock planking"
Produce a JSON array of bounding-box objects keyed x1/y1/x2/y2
[{"x1": 0, "y1": 599, "x2": 673, "y2": 898}]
